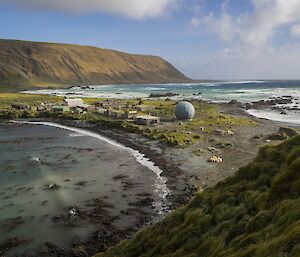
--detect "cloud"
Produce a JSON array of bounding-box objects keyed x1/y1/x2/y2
[
  {"x1": 240, "y1": 0, "x2": 300, "y2": 50},
  {"x1": 191, "y1": 1, "x2": 240, "y2": 43},
  {"x1": 192, "y1": 14, "x2": 239, "y2": 43},
  {"x1": 3, "y1": 0, "x2": 178, "y2": 19},
  {"x1": 185, "y1": 0, "x2": 300, "y2": 79},
  {"x1": 290, "y1": 24, "x2": 300, "y2": 37},
  {"x1": 192, "y1": 0, "x2": 300, "y2": 51}
]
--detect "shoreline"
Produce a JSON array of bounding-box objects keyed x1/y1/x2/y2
[
  {"x1": 28, "y1": 119, "x2": 197, "y2": 206},
  {"x1": 1, "y1": 102, "x2": 299, "y2": 257},
  {"x1": 0, "y1": 120, "x2": 196, "y2": 257}
]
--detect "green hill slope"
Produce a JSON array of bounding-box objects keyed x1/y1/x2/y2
[
  {"x1": 0, "y1": 39, "x2": 191, "y2": 91},
  {"x1": 95, "y1": 135, "x2": 300, "y2": 257}
]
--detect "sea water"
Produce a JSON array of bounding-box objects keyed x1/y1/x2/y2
[{"x1": 0, "y1": 123, "x2": 169, "y2": 256}]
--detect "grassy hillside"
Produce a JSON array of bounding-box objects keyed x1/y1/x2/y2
[
  {"x1": 0, "y1": 39, "x2": 191, "y2": 91},
  {"x1": 95, "y1": 135, "x2": 300, "y2": 257}
]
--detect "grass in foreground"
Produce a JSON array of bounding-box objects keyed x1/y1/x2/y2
[
  {"x1": 0, "y1": 93, "x2": 62, "y2": 107},
  {"x1": 95, "y1": 135, "x2": 300, "y2": 257}
]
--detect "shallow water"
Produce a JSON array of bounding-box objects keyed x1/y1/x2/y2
[{"x1": 0, "y1": 123, "x2": 168, "y2": 256}]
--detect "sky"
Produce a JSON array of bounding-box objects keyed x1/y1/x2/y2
[{"x1": 2, "y1": 0, "x2": 300, "y2": 80}]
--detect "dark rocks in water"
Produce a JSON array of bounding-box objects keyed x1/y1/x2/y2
[
  {"x1": 44, "y1": 183, "x2": 61, "y2": 191},
  {"x1": 0, "y1": 237, "x2": 31, "y2": 255},
  {"x1": 16, "y1": 187, "x2": 26, "y2": 191},
  {"x1": 245, "y1": 96, "x2": 295, "y2": 110},
  {"x1": 227, "y1": 100, "x2": 242, "y2": 106},
  {"x1": 52, "y1": 199, "x2": 116, "y2": 228},
  {"x1": 80, "y1": 86, "x2": 91, "y2": 90},
  {"x1": 40, "y1": 241, "x2": 72, "y2": 257},
  {"x1": 136, "y1": 192, "x2": 152, "y2": 198},
  {"x1": 41, "y1": 200, "x2": 48, "y2": 206},
  {"x1": 149, "y1": 92, "x2": 179, "y2": 98},
  {"x1": 287, "y1": 105, "x2": 300, "y2": 111},
  {"x1": 122, "y1": 181, "x2": 142, "y2": 190},
  {"x1": 193, "y1": 92, "x2": 202, "y2": 96},
  {"x1": 2, "y1": 216, "x2": 25, "y2": 232},
  {"x1": 84, "y1": 198, "x2": 114, "y2": 209},
  {"x1": 112, "y1": 174, "x2": 128, "y2": 180},
  {"x1": 74, "y1": 181, "x2": 88, "y2": 187},
  {"x1": 128, "y1": 197, "x2": 154, "y2": 207},
  {"x1": 52, "y1": 206, "x2": 84, "y2": 227}
]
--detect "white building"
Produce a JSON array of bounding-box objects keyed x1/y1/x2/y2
[
  {"x1": 136, "y1": 115, "x2": 160, "y2": 125},
  {"x1": 63, "y1": 98, "x2": 86, "y2": 108}
]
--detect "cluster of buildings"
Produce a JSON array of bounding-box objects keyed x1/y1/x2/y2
[
  {"x1": 52, "y1": 98, "x2": 95, "y2": 113},
  {"x1": 11, "y1": 98, "x2": 161, "y2": 126},
  {"x1": 94, "y1": 100, "x2": 160, "y2": 125},
  {"x1": 11, "y1": 98, "x2": 196, "y2": 126}
]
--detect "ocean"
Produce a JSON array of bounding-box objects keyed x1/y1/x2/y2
[{"x1": 24, "y1": 80, "x2": 300, "y2": 124}]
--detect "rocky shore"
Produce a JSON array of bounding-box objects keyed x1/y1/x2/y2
[{"x1": 228, "y1": 95, "x2": 300, "y2": 115}]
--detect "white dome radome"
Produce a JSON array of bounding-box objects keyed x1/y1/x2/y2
[{"x1": 175, "y1": 101, "x2": 195, "y2": 120}]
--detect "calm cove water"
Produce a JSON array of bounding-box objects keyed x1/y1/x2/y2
[
  {"x1": 24, "y1": 80, "x2": 300, "y2": 124},
  {"x1": 0, "y1": 122, "x2": 169, "y2": 256}
]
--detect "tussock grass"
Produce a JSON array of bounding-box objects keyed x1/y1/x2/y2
[{"x1": 95, "y1": 135, "x2": 300, "y2": 257}]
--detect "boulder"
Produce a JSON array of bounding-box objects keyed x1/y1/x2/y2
[
  {"x1": 279, "y1": 127, "x2": 298, "y2": 137},
  {"x1": 265, "y1": 132, "x2": 288, "y2": 141}
]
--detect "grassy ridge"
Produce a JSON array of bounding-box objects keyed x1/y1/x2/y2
[
  {"x1": 0, "y1": 39, "x2": 191, "y2": 91},
  {"x1": 95, "y1": 135, "x2": 300, "y2": 257}
]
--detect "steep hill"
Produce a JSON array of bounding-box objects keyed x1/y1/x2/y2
[
  {"x1": 0, "y1": 39, "x2": 191, "y2": 91},
  {"x1": 95, "y1": 135, "x2": 300, "y2": 257}
]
